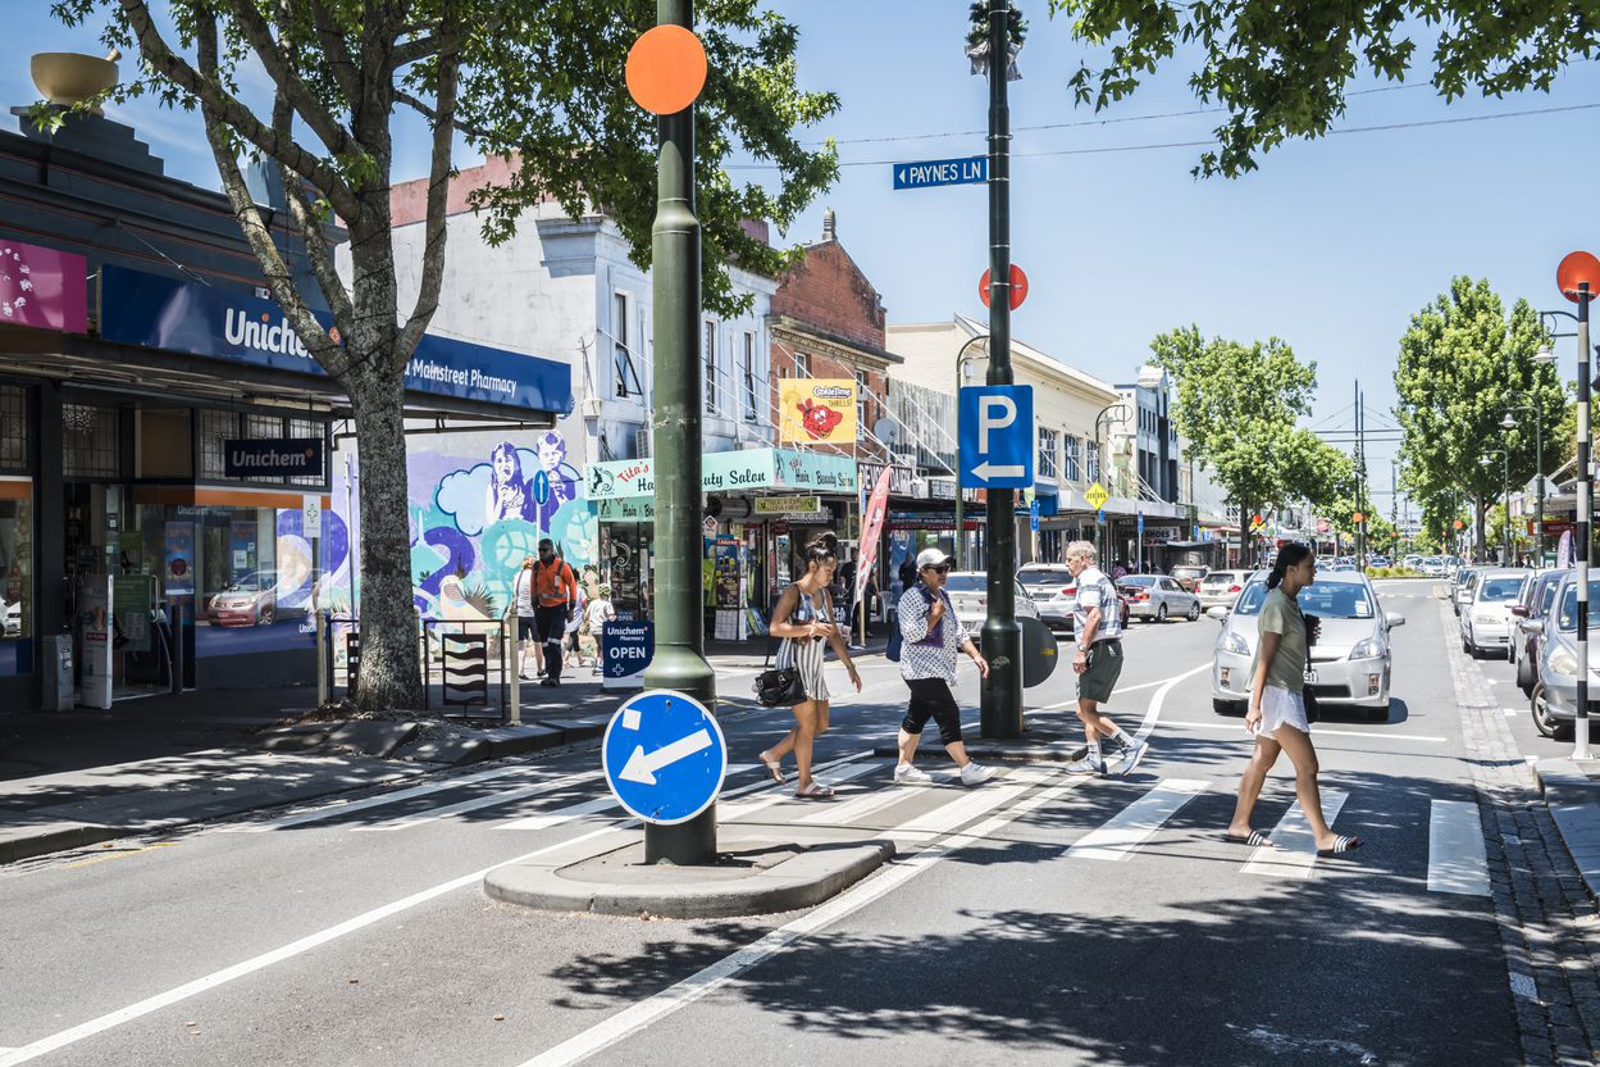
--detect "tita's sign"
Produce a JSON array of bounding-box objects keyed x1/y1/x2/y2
[
  {"x1": 224, "y1": 438, "x2": 324, "y2": 479},
  {"x1": 98, "y1": 265, "x2": 571, "y2": 415}
]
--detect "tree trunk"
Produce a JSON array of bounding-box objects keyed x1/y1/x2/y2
[
  {"x1": 1473, "y1": 494, "x2": 1487, "y2": 564},
  {"x1": 344, "y1": 361, "x2": 424, "y2": 711}
]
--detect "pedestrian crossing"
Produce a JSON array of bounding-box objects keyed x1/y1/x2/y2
[{"x1": 213, "y1": 754, "x2": 1494, "y2": 895}]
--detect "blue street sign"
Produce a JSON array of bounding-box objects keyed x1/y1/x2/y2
[
  {"x1": 531, "y1": 469, "x2": 552, "y2": 507},
  {"x1": 1137, "y1": 511, "x2": 1145, "y2": 535},
  {"x1": 601, "y1": 620, "x2": 653, "y2": 691},
  {"x1": 1096, "y1": 509, "x2": 1106, "y2": 526},
  {"x1": 892, "y1": 154, "x2": 987, "y2": 191},
  {"x1": 1029, "y1": 499, "x2": 1041, "y2": 533},
  {"x1": 959, "y1": 385, "x2": 1034, "y2": 489},
  {"x1": 602, "y1": 690, "x2": 727, "y2": 825}
]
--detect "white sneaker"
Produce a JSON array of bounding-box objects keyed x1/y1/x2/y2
[
  {"x1": 894, "y1": 763, "x2": 932, "y2": 785},
  {"x1": 959, "y1": 762, "x2": 995, "y2": 786}
]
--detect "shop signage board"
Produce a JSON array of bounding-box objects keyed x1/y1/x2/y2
[
  {"x1": 857, "y1": 461, "x2": 916, "y2": 496},
  {"x1": 224, "y1": 438, "x2": 323, "y2": 478},
  {"x1": 773, "y1": 449, "x2": 857, "y2": 492},
  {"x1": 778, "y1": 378, "x2": 858, "y2": 446},
  {"x1": 79, "y1": 576, "x2": 112, "y2": 710},
  {"x1": 587, "y1": 449, "x2": 859, "y2": 501},
  {"x1": 601, "y1": 689, "x2": 726, "y2": 825},
  {"x1": 754, "y1": 495, "x2": 821, "y2": 516},
  {"x1": 98, "y1": 265, "x2": 572, "y2": 416},
  {"x1": 0, "y1": 240, "x2": 88, "y2": 333},
  {"x1": 601, "y1": 620, "x2": 654, "y2": 690},
  {"x1": 597, "y1": 497, "x2": 655, "y2": 522}
]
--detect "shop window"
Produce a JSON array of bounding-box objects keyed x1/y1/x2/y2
[
  {"x1": 199, "y1": 409, "x2": 235, "y2": 479},
  {"x1": 287, "y1": 417, "x2": 326, "y2": 487},
  {"x1": 703, "y1": 321, "x2": 718, "y2": 414},
  {"x1": 856, "y1": 368, "x2": 871, "y2": 431},
  {"x1": 62, "y1": 403, "x2": 119, "y2": 478},
  {"x1": 0, "y1": 482, "x2": 32, "y2": 642},
  {"x1": 613, "y1": 291, "x2": 644, "y2": 399},
  {"x1": 1037, "y1": 427, "x2": 1058, "y2": 479},
  {"x1": 1064, "y1": 435, "x2": 1082, "y2": 482},
  {"x1": 742, "y1": 332, "x2": 757, "y2": 421},
  {"x1": 246, "y1": 413, "x2": 287, "y2": 486},
  {"x1": 1087, "y1": 441, "x2": 1101, "y2": 483},
  {"x1": 0, "y1": 386, "x2": 26, "y2": 470}
]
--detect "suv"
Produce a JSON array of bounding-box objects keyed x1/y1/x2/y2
[
  {"x1": 1018, "y1": 563, "x2": 1076, "y2": 632},
  {"x1": 1170, "y1": 564, "x2": 1210, "y2": 592},
  {"x1": 1197, "y1": 570, "x2": 1252, "y2": 610}
]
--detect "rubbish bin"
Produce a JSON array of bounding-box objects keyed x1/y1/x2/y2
[{"x1": 41, "y1": 633, "x2": 73, "y2": 712}]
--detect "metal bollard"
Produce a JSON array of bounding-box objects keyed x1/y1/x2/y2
[
  {"x1": 316, "y1": 610, "x2": 329, "y2": 706},
  {"x1": 506, "y1": 625, "x2": 521, "y2": 725}
]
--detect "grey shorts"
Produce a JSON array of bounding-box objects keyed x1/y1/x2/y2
[{"x1": 1078, "y1": 640, "x2": 1123, "y2": 704}]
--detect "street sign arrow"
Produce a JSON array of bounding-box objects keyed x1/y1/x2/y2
[
  {"x1": 972, "y1": 461, "x2": 1026, "y2": 481},
  {"x1": 618, "y1": 728, "x2": 714, "y2": 785}
]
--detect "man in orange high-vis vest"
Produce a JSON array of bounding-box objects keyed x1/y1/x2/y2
[{"x1": 533, "y1": 538, "x2": 579, "y2": 686}]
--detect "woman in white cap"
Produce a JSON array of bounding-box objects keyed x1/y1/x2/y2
[{"x1": 893, "y1": 548, "x2": 994, "y2": 786}]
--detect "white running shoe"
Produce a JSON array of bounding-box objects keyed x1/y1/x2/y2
[
  {"x1": 1117, "y1": 738, "x2": 1150, "y2": 776},
  {"x1": 959, "y1": 762, "x2": 995, "y2": 786},
  {"x1": 894, "y1": 763, "x2": 933, "y2": 785}
]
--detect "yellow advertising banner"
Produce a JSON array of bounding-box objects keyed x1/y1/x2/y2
[{"x1": 779, "y1": 378, "x2": 858, "y2": 446}]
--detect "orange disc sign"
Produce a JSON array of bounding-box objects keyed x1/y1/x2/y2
[
  {"x1": 1353, "y1": 512, "x2": 1365, "y2": 523},
  {"x1": 979, "y1": 265, "x2": 1029, "y2": 311},
  {"x1": 626, "y1": 25, "x2": 708, "y2": 116},
  {"x1": 1558, "y1": 251, "x2": 1600, "y2": 303}
]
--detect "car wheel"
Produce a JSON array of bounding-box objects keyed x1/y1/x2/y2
[
  {"x1": 258, "y1": 605, "x2": 275, "y2": 627},
  {"x1": 1516, "y1": 654, "x2": 1535, "y2": 695},
  {"x1": 1186, "y1": 601, "x2": 1200, "y2": 622},
  {"x1": 1531, "y1": 684, "x2": 1572, "y2": 740},
  {"x1": 1156, "y1": 603, "x2": 1168, "y2": 623},
  {"x1": 1212, "y1": 699, "x2": 1244, "y2": 716}
]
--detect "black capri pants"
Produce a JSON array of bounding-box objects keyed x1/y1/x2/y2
[{"x1": 902, "y1": 677, "x2": 964, "y2": 746}]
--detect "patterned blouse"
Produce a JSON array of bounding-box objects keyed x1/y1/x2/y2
[{"x1": 897, "y1": 585, "x2": 974, "y2": 684}]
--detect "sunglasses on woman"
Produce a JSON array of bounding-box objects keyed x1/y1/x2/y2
[{"x1": 925, "y1": 564, "x2": 951, "y2": 574}]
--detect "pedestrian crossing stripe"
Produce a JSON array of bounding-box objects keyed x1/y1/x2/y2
[
  {"x1": 1241, "y1": 790, "x2": 1349, "y2": 879},
  {"x1": 1069, "y1": 778, "x2": 1209, "y2": 861}
]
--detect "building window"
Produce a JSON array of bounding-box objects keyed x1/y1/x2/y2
[
  {"x1": 0, "y1": 482, "x2": 32, "y2": 641},
  {"x1": 199, "y1": 409, "x2": 234, "y2": 480},
  {"x1": 0, "y1": 386, "x2": 26, "y2": 470},
  {"x1": 1037, "y1": 427, "x2": 1058, "y2": 479},
  {"x1": 703, "y1": 320, "x2": 718, "y2": 414},
  {"x1": 742, "y1": 332, "x2": 757, "y2": 421},
  {"x1": 1063, "y1": 434, "x2": 1082, "y2": 482},
  {"x1": 613, "y1": 292, "x2": 644, "y2": 398},
  {"x1": 287, "y1": 417, "x2": 326, "y2": 487},
  {"x1": 856, "y1": 368, "x2": 871, "y2": 431},
  {"x1": 1087, "y1": 440, "x2": 1101, "y2": 483},
  {"x1": 62, "y1": 403, "x2": 119, "y2": 478},
  {"x1": 794, "y1": 351, "x2": 810, "y2": 377}
]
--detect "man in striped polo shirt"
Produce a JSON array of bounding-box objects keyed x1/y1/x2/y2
[{"x1": 1065, "y1": 540, "x2": 1148, "y2": 776}]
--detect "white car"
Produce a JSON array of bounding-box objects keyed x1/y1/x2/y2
[
  {"x1": 1459, "y1": 568, "x2": 1531, "y2": 659},
  {"x1": 1018, "y1": 563, "x2": 1076, "y2": 632},
  {"x1": 943, "y1": 571, "x2": 1041, "y2": 630},
  {"x1": 1117, "y1": 574, "x2": 1202, "y2": 623},
  {"x1": 1197, "y1": 570, "x2": 1254, "y2": 610}
]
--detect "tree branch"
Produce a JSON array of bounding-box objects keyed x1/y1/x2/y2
[
  {"x1": 392, "y1": 31, "x2": 441, "y2": 69},
  {"x1": 116, "y1": 0, "x2": 362, "y2": 224},
  {"x1": 195, "y1": 13, "x2": 356, "y2": 380},
  {"x1": 273, "y1": 77, "x2": 356, "y2": 333},
  {"x1": 304, "y1": 0, "x2": 363, "y2": 105},
  {"x1": 221, "y1": 0, "x2": 356, "y2": 160}
]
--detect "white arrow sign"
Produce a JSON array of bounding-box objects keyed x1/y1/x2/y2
[
  {"x1": 618, "y1": 728, "x2": 714, "y2": 785},
  {"x1": 971, "y1": 461, "x2": 1026, "y2": 481}
]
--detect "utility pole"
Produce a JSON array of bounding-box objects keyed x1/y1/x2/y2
[
  {"x1": 639, "y1": 0, "x2": 717, "y2": 864},
  {"x1": 979, "y1": 0, "x2": 1022, "y2": 740},
  {"x1": 1576, "y1": 276, "x2": 1593, "y2": 760}
]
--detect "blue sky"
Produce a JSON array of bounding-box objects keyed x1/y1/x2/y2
[{"x1": 11, "y1": 1, "x2": 1600, "y2": 509}]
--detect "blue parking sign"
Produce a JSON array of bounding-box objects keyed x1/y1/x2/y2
[
  {"x1": 959, "y1": 385, "x2": 1034, "y2": 489},
  {"x1": 602, "y1": 690, "x2": 727, "y2": 825}
]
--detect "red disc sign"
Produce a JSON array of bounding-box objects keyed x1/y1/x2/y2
[
  {"x1": 1559, "y1": 251, "x2": 1600, "y2": 303},
  {"x1": 626, "y1": 25, "x2": 708, "y2": 116},
  {"x1": 979, "y1": 265, "x2": 1029, "y2": 311}
]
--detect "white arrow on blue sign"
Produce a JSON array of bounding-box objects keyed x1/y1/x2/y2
[
  {"x1": 959, "y1": 384, "x2": 1034, "y2": 489},
  {"x1": 602, "y1": 690, "x2": 727, "y2": 825},
  {"x1": 892, "y1": 154, "x2": 987, "y2": 190}
]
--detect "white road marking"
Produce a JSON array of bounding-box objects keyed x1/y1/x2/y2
[
  {"x1": 1157, "y1": 721, "x2": 1447, "y2": 743},
  {"x1": 1070, "y1": 778, "x2": 1210, "y2": 861},
  {"x1": 891, "y1": 784, "x2": 1029, "y2": 842},
  {"x1": 1241, "y1": 790, "x2": 1350, "y2": 879},
  {"x1": 495, "y1": 796, "x2": 617, "y2": 832},
  {"x1": 1134, "y1": 662, "x2": 1211, "y2": 742},
  {"x1": 1504, "y1": 708, "x2": 1521, "y2": 717},
  {"x1": 721, "y1": 760, "x2": 880, "y2": 822},
  {"x1": 1039, "y1": 660, "x2": 1209, "y2": 711},
  {"x1": 793, "y1": 786, "x2": 912, "y2": 826},
  {"x1": 1428, "y1": 799, "x2": 1490, "y2": 897},
  {"x1": 218, "y1": 763, "x2": 552, "y2": 832},
  {"x1": 351, "y1": 770, "x2": 601, "y2": 832},
  {"x1": 515, "y1": 771, "x2": 1094, "y2": 1067}
]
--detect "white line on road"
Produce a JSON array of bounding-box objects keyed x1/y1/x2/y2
[
  {"x1": 1428, "y1": 799, "x2": 1491, "y2": 897},
  {"x1": 218, "y1": 762, "x2": 545, "y2": 832},
  {"x1": 1069, "y1": 778, "x2": 1211, "y2": 861},
  {"x1": 890, "y1": 783, "x2": 1029, "y2": 843},
  {"x1": 793, "y1": 786, "x2": 912, "y2": 827},
  {"x1": 1157, "y1": 721, "x2": 1447, "y2": 743},
  {"x1": 495, "y1": 796, "x2": 617, "y2": 832},
  {"x1": 1135, "y1": 662, "x2": 1212, "y2": 742},
  {"x1": 1241, "y1": 790, "x2": 1349, "y2": 879},
  {"x1": 351, "y1": 770, "x2": 601, "y2": 832},
  {"x1": 1038, "y1": 660, "x2": 1209, "y2": 711}
]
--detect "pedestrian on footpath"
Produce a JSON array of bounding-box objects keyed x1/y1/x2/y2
[
  {"x1": 892, "y1": 548, "x2": 994, "y2": 787},
  {"x1": 1227, "y1": 543, "x2": 1362, "y2": 855},
  {"x1": 512, "y1": 555, "x2": 540, "y2": 680},
  {"x1": 759, "y1": 538, "x2": 862, "y2": 798},
  {"x1": 1064, "y1": 540, "x2": 1147, "y2": 776},
  {"x1": 580, "y1": 583, "x2": 616, "y2": 674},
  {"x1": 532, "y1": 538, "x2": 579, "y2": 688}
]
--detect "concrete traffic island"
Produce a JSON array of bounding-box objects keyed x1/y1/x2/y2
[{"x1": 483, "y1": 825, "x2": 895, "y2": 919}]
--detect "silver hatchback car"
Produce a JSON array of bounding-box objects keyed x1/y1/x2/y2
[{"x1": 1209, "y1": 571, "x2": 1405, "y2": 721}]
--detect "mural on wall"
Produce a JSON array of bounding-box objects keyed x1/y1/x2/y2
[{"x1": 401, "y1": 431, "x2": 592, "y2": 621}]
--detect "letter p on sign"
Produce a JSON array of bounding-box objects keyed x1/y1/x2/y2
[{"x1": 978, "y1": 395, "x2": 1016, "y2": 452}]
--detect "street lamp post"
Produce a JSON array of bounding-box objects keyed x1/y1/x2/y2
[
  {"x1": 1481, "y1": 449, "x2": 1509, "y2": 564},
  {"x1": 1093, "y1": 403, "x2": 1128, "y2": 564},
  {"x1": 954, "y1": 334, "x2": 990, "y2": 570},
  {"x1": 1501, "y1": 397, "x2": 1544, "y2": 564}
]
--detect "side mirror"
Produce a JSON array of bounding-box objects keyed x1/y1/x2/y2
[
  {"x1": 1384, "y1": 612, "x2": 1406, "y2": 628},
  {"x1": 1510, "y1": 605, "x2": 1529, "y2": 618},
  {"x1": 1206, "y1": 605, "x2": 1230, "y2": 621},
  {"x1": 1519, "y1": 619, "x2": 1542, "y2": 636}
]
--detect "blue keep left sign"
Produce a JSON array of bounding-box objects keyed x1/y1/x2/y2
[{"x1": 602, "y1": 690, "x2": 727, "y2": 825}]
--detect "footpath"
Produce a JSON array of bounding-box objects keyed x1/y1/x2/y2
[{"x1": 0, "y1": 639, "x2": 832, "y2": 866}]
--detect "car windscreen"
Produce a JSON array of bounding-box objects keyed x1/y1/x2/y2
[
  {"x1": 223, "y1": 573, "x2": 271, "y2": 592},
  {"x1": 1118, "y1": 576, "x2": 1155, "y2": 588},
  {"x1": 944, "y1": 575, "x2": 984, "y2": 593},
  {"x1": 1231, "y1": 582, "x2": 1371, "y2": 618},
  {"x1": 1019, "y1": 571, "x2": 1072, "y2": 588},
  {"x1": 1478, "y1": 577, "x2": 1526, "y2": 602},
  {"x1": 1557, "y1": 582, "x2": 1600, "y2": 630}
]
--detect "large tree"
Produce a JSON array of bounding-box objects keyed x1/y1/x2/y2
[
  {"x1": 1050, "y1": 0, "x2": 1600, "y2": 177},
  {"x1": 1394, "y1": 277, "x2": 1563, "y2": 563},
  {"x1": 1151, "y1": 326, "x2": 1352, "y2": 555},
  {"x1": 48, "y1": 0, "x2": 838, "y2": 709}
]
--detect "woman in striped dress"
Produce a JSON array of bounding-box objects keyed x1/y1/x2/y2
[{"x1": 759, "y1": 539, "x2": 862, "y2": 797}]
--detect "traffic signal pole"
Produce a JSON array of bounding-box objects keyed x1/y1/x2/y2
[{"x1": 980, "y1": 0, "x2": 1023, "y2": 740}]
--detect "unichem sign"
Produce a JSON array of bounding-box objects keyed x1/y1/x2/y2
[{"x1": 100, "y1": 265, "x2": 571, "y2": 416}]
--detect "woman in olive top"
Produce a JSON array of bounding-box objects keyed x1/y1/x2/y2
[{"x1": 1226, "y1": 543, "x2": 1362, "y2": 856}]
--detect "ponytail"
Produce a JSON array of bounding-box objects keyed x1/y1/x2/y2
[{"x1": 1267, "y1": 542, "x2": 1313, "y2": 589}]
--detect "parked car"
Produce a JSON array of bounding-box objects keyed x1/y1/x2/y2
[
  {"x1": 2, "y1": 597, "x2": 19, "y2": 638},
  {"x1": 943, "y1": 571, "x2": 1041, "y2": 630},
  {"x1": 1419, "y1": 557, "x2": 1446, "y2": 577},
  {"x1": 1118, "y1": 574, "x2": 1201, "y2": 623},
  {"x1": 1369, "y1": 555, "x2": 1393, "y2": 569},
  {"x1": 1197, "y1": 570, "x2": 1253, "y2": 610},
  {"x1": 1458, "y1": 568, "x2": 1530, "y2": 658},
  {"x1": 1511, "y1": 569, "x2": 1567, "y2": 695},
  {"x1": 1529, "y1": 574, "x2": 1600, "y2": 739},
  {"x1": 1170, "y1": 564, "x2": 1210, "y2": 592},
  {"x1": 208, "y1": 569, "x2": 293, "y2": 627},
  {"x1": 1208, "y1": 570, "x2": 1405, "y2": 720},
  {"x1": 1452, "y1": 569, "x2": 1479, "y2": 616},
  {"x1": 1018, "y1": 563, "x2": 1076, "y2": 632}
]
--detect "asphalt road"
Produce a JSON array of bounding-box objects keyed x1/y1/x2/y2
[{"x1": 0, "y1": 580, "x2": 1525, "y2": 1066}]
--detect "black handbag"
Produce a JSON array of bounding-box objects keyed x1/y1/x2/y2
[{"x1": 753, "y1": 640, "x2": 805, "y2": 708}]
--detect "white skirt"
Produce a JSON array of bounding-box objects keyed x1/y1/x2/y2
[{"x1": 1257, "y1": 685, "x2": 1310, "y2": 736}]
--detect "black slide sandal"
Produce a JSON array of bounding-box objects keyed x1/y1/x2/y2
[
  {"x1": 1317, "y1": 835, "x2": 1364, "y2": 857},
  {"x1": 1224, "y1": 830, "x2": 1272, "y2": 847}
]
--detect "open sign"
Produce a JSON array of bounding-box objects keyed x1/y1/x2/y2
[{"x1": 601, "y1": 621, "x2": 655, "y2": 691}]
